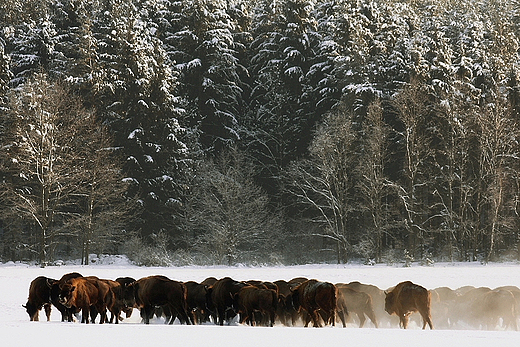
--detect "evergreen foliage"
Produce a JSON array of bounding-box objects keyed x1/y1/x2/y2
[{"x1": 1, "y1": 0, "x2": 520, "y2": 265}]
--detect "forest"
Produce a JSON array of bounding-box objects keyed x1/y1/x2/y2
[{"x1": 1, "y1": 0, "x2": 520, "y2": 266}]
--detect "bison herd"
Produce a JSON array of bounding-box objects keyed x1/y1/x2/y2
[{"x1": 23, "y1": 273, "x2": 519, "y2": 330}]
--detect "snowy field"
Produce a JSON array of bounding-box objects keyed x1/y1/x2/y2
[{"x1": 2, "y1": 258, "x2": 520, "y2": 346}]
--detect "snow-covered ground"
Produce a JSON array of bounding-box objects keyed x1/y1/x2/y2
[{"x1": 2, "y1": 258, "x2": 520, "y2": 346}]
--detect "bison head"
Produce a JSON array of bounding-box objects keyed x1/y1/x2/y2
[
  {"x1": 121, "y1": 281, "x2": 137, "y2": 309},
  {"x1": 384, "y1": 290, "x2": 396, "y2": 315},
  {"x1": 23, "y1": 302, "x2": 39, "y2": 321},
  {"x1": 58, "y1": 283, "x2": 75, "y2": 308}
]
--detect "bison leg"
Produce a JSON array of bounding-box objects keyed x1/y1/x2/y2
[
  {"x1": 217, "y1": 308, "x2": 226, "y2": 326},
  {"x1": 58, "y1": 307, "x2": 67, "y2": 322},
  {"x1": 302, "y1": 311, "x2": 311, "y2": 327},
  {"x1": 99, "y1": 308, "x2": 108, "y2": 324},
  {"x1": 44, "y1": 303, "x2": 52, "y2": 321},
  {"x1": 420, "y1": 312, "x2": 433, "y2": 330},
  {"x1": 357, "y1": 311, "x2": 366, "y2": 328},
  {"x1": 365, "y1": 307, "x2": 378, "y2": 328},
  {"x1": 311, "y1": 310, "x2": 321, "y2": 328},
  {"x1": 269, "y1": 310, "x2": 276, "y2": 327},
  {"x1": 81, "y1": 307, "x2": 90, "y2": 324},
  {"x1": 109, "y1": 307, "x2": 120, "y2": 324},
  {"x1": 399, "y1": 313, "x2": 409, "y2": 329},
  {"x1": 238, "y1": 311, "x2": 248, "y2": 325},
  {"x1": 188, "y1": 310, "x2": 197, "y2": 325},
  {"x1": 141, "y1": 306, "x2": 153, "y2": 324},
  {"x1": 178, "y1": 307, "x2": 192, "y2": 325},
  {"x1": 336, "y1": 309, "x2": 347, "y2": 328}
]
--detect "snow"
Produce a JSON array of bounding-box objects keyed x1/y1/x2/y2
[{"x1": 4, "y1": 259, "x2": 520, "y2": 347}]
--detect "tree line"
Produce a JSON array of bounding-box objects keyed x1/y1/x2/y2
[{"x1": 1, "y1": 0, "x2": 520, "y2": 266}]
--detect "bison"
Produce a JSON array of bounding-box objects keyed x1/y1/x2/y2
[
  {"x1": 427, "y1": 286, "x2": 458, "y2": 329},
  {"x1": 48, "y1": 272, "x2": 83, "y2": 322},
  {"x1": 207, "y1": 277, "x2": 247, "y2": 325},
  {"x1": 24, "y1": 276, "x2": 54, "y2": 321},
  {"x1": 100, "y1": 279, "x2": 126, "y2": 324},
  {"x1": 292, "y1": 279, "x2": 337, "y2": 327},
  {"x1": 473, "y1": 289, "x2": 518, "y2": 330},
  {"x1": 58, "y1": 276, "x2": 108, "y2": 324},
  {"x1": 115, "y1": 277, "x2": 136, "y2": 320},
  {"x1": 124, "y1": 275, "x2": 190, "y2": 325},
  {"x1": 233, "y1": 285, "x2": 278, "y2": 326},
  {"x1": 336, "y1": 284, "x2": 377, "y2": 328},
  {"x1": 345, "y1": 281, "x2": 395, "y2": 327},
  {"x1": 184, "y1": 281, "x2": 211, "y2": 324},
  {"x1": 452, "y1": 287, "x2": 517, "y2": 330},
  {"x1": 274, "y1": 280, "x2": 297, "y2": 326},
  {"x1": 384, "y1": 281, "x2": 433, "y2": 329}
]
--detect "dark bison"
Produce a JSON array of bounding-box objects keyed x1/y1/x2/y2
[
  {"x1": 274, "y1": 280, "x2": 296, "y2": 326},
  {"x1": 233, "y1": 285, "x2": 278, "y2": 326},
  {"x1": 207, "y1": 277, "x2": 247, "y2": 325},
  {"x1": 24, "y1": 276, "x2": 54, "y2": 321},
  {"x1": 49, "y1": 272, "x2": 83, "y2": 322},
  {"x1": 292, "y1": 279, "x2": 337, "y2": 327},
  {"x1": 384, "y1": 281, "x2": 433, "y2": 329},
  {"x1": 184, "y1": 281, "x2": 211, "y2": 324},
  {"x1": 288, "y1": 277, "x2": 308, "y2": 289},
  {"x1": 336, "y1": 284, "x2": 377, "y2": 328},
  {"x1": 115, "y1": 277, "x2": 136, "y2": 319},
  {"x1": 201, "y1": 277, "x2": 218, "y2": 287},
  {"x1": 124, "y1": 275, "x2": 190, "y2": 325},
  {"x1": 58, "y1": 276, "x2": 110, "y2": 324}
]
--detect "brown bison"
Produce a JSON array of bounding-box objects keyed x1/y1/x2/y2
[
  {"x1": 450, "y1": 286, "x2": 490, "y2": 328},
  {"x1": 100, "y1": 279, "x2": 126, "y2": 324},
  {"x1": 24, "y1": 276, "x2": 54, "y2": 321},
  {"x1": 474, "y1": 289, "x2": 518, "y2": 330},
  {"x1": 233, "y1": 285, "x2": 278, "y2": 326},
  {"x1": 345, "y1": 281, "x2": 395, "y2": 327},
  {"x1": 207, "y1": 277, "x2": 247, "y2": 325},
  {"x1": 124, "y1": 275, "x2": 190, "y2": 325},
  {"x1": 384, "y1": 281, "x2": 433, "y2": 329},
  {"x1": 452, "y1": 287, "x2": 517, "y2": 330},
  {"x1": 49, "y1": 272, "x2": 83, "y2": 322},
  {"x1": 292, "y1": 279, "x2": 337, "y2": 327},
  {"x1": 58, "y1": 276, "x2": 110, "y2": 324},
  {"x1": 336, "y1": 284, "x2": 378, "y2": 328},
  {"x1": 428, "y1": 286, "x2": 457, "y2": 329}
]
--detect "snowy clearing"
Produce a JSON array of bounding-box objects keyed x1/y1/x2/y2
[{"x1": 3, "y1": 260, "x2": 520, "y2": 346}]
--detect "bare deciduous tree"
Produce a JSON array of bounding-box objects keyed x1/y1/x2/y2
[
  {"x1": 0, "y1": 73, "x2": 129, "y2": 265},
  {"x1": 186, "y1": 148, "x2": 280, "y2": 265},
  {"x1": 356, "y1": 99, "x2": 392, "y2": 263},
  {"x1": 0, "y1": 73, "x2": 85, "y2": 265},
  {"x1": 67, "y1": 120, "x2": 131, "y2": 265},
  {"x1": 431, "y1": 78, "x2": 479, "y2": 261},
  {"x1": 391, "y1": 79, "x2": 434, "y2": 259},
  {"x1": 475, "y1": 98, "x2": 519, "y2": 261},
  {"x1": 286, "y1": 103, "x2": 356, "y2": 263}
]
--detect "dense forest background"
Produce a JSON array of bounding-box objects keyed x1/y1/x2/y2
[{"x1": 1, "y1": 0, "x2": 520, "y2": 266}]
